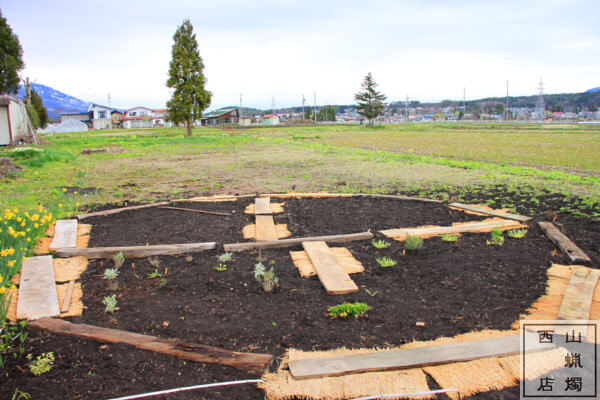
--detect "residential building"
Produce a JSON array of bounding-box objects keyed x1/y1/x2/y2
[
  {"x1": 59, "y1": 112, "x2": 91, "y2": 125},
  {"x1": 201, "y1": 108, "x2": 239, "y2": 126},
  {"x1": 120, "y1": 107, "x2": 170, "y2": 129},
  {"x1": 0, "y1": 95, "x2": 33, "y2": 145},
  {"x1": 262, "y1": 114, "x2": 280, "y2": 125},
  {"x1": 89, "y1": 103, "x2": 114, "y2": 129},
  {"x1": 111, "y1": 110, "x2": 123, "y2": 128}
]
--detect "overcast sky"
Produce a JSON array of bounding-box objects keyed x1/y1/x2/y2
[{"x1": 3, "y1": 0, "x2": 599, "y2": 110}]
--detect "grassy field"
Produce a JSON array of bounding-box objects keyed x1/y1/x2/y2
[{"x1": 0, "y1": 123, "x2": 599, "y2": 219}]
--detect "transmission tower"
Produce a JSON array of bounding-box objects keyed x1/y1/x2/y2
[{"x1": 536, "y1": 78, "x2": 545, "y2": 117}]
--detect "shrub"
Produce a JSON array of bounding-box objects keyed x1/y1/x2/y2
[
  {"x1": 27, "y1": 352, "x2": 55, "y2": 376},
  {"x1": 507, "y1": 229, "x2": 528, "y2": 239},
  {"x1": 404, "y1": 235, "x2": 424, "y2": 250},
  {"x1": 376, "y1": 256, "x2": 397, "y2": 267},
  {"x1": 371, "y1": 239, "x2": 390, "y2": 249},
  {"x1": 254, "y1": 262, "x2": 279, "y2": 293},
  {"x1": 441, "y1": 234, "x2": 459, "y2": 242},
  {"x1": 328, "y1": 302, "x2": 370, "y2": 318}
]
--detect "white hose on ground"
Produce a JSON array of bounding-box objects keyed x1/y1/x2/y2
[
  {"x1": 349, "y1": 388, "x2": 460, "y2": 400},
  {"x1": 107, "y1": 379, "x2": 264, "y2": 400}
]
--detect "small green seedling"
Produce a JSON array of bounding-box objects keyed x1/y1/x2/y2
[
  {"x1": 488, "y1": 228, "x2": 505, "y2": 246},
  {"x1": 507, "y1": 229, "x2": 528, "y2": 239},
  {"x1": 440, "y1": 234, "x2": 459, "y2": 242},
  {"x1": 158, "y1": 278, "x2": 168, "y2": 288},
  {"x1": 254, "y1": 262, "x2": 279, "y2": 292},
  {"x1": 112, "y1": 252, "x2": 125, "y2": 268},
  {"x1": 214, "y1": 263, "x2": 227, "y2": 272},
  {"x1": 328, "y1": 302, "x2": 370, "y2": 319},
  {"x1": 371, "y1": 239, "x2": 390, "y2": 249},
  {"x1": 147, "y1": 269, "x2": 163, "y2": 279},
  {"x1": 148, "y1": 257, "x2": 161, "y2": 268},
  {"x1": 102, "y1": 268, "x2": 119, "y2": 280},
  {"x1": 217, "y1": 252, "x2": 233, "y2": 262},
  {"x1": 376, "y1": 257, "x2": 397, "y2": 267},
  {"x1": 404, "y1": 235, "x2": 424, "y2": 250},
  {"x1": 102, "y1": 295, "x2": 119, "y2": 313},
  {"x1": 365, "y1": 289, "x2": 378, "y2": 297},
  {"x1": 27, "y1": 352, "x2": 55, "y2": 376}
]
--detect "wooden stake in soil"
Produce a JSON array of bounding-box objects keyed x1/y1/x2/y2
[
  {"x1": 60, "y1": 280, "x2": 75, "y2": 313},
  {"x1": 302, "y1": 241, "x2": 358, "y2": 295},
  {"x1": 224, "y1": 232, "x2": 373, "y2": 252},
  {"x1": 54, "y1": 242, "x2": 216, "y2": 259},
  {"x1": 538, "y1": 221, "x2": 591, "y2": 263},
  {"x1": 158, "y1": 206, "x2": 232, "y2": 216},
  {"x1": 28, "y1": 318, "x2": 273, "y2": 375}
]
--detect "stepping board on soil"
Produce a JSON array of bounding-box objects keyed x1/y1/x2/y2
[
  {"x1": 254, "y1": 197, "x2": 272, "y2": 215},
  {"x1": 449, "y1": 203, "x2": 532, "y2": 222},
  {"x1": 288, "y1": 332, "x2": 554, "y2": 380},
  {"x1": 254, "y1": 197, "x2": 279, "y2": 241},
  {"x1": 291, "y1": 247, "x2": 364, "y2": 278},
  {"x1": 380, "y1": 219, "x2": 526, "y2": 240},
  {"x1": 538, "y1": 221, "x2": 591, "y2": 263},
  {"x1": 558, "y1": 267, "x2": 600, "y2": 322},
  {"x1": 302, "y1": 241, "x2": 358, "y2": 295},
  {"x1": 49, "y1": 219, "x2": 78, "y2": 250},
  {"x1": 16, "y1": 255, "x2": 60, "y2": 320}
]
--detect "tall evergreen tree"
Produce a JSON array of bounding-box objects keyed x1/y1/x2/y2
[
  {"x1": 166, "y1": 20, "x2": 211, "y2": 136},
  {"x1": 31, "y1": 89, "x2": 49, "y2": 128},
  {"x1": 354, "y1": 73, "x2": 386, "y2": 126},
  {"x1": 0, "y1": 9, "x2": 24, "y2": 95}
]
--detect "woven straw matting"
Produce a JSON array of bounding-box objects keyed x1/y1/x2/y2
[
  {"x1": 263, "y1": 264, "x2": 581, "y2": 400},
  {"x1": 245, "y1": 202, "x2": 286, "y2": 214},
  {"x1": 243, "y1": 224, "x2": 292, "y2": 240},
  {"x1": 290, "y1": 248, "x2": 364, "y2": 278}
]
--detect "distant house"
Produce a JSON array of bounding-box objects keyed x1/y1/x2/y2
[
  {"x1": 111, "y1": 110, "x2": 123, "y2": 128},
  {"x1": 262, "y1": 114, "x2": 280, "y2": 125},
  {"x1": 201, "y1": 108, "x2": 239, "y2": 126},
  {"x1": 120, "y1": 107, "x2": 171, "y2": 129},
  {"x1": 239, "y1": 116, "x2": 252, "y2": 126},
  {"x1": 59, "y1": 112, "x2": 91, "y2": 125},
  {"x1": 0, "y1": 95, "x2": 33, "y2": 145},
  {"x1": 89, "y1": 103, "x2": 114, "y2": 129}
]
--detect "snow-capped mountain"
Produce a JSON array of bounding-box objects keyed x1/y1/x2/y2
[{"x1": 17, "y1": 83, "x2": 91, "y2": 121}]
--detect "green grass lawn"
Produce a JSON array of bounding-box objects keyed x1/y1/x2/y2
[{"x1": 0, "y1": 123, "x2": 599, "y2": 219}]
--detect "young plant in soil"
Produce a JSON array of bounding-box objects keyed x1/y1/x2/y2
[
  {"x1": 102, "y1": 268, "x2": 120, "y2": 291},
  {"x1": 214, "y1": 263, "x2": 227, "y2": 272},
  {"x1": 27, "y1": 352, "x2": 55, "y2": 376},
  {"x1": 376, "y1": 256, "x2": 397, "y2": 268},
  {"x1": 507, "y1": 229, "x2": 528, "y2": 239},
  {"x1": 441, "y1": 234, "x2": 459, "y2": 242},
  {"x1": 371, "y1": 239, "x2": 390, "y2": 249},
  {"x1": 404, "y1": 235, "x2": 424, "y2": 250},
  {"x1": 217, "y1": 252, "x2": 233, "y2": 262},
  {"x1": 0, "y1": 320, "x2": 28, "y2": 370},
  {"x1": 147, "y1": 269, "x2": 163, "y2": 279},
  {"x1": 102, "y1": 294, "x2": 119, "y2": 313},
  {"x1": 487, "y1": 228, "x2": 505, "y2": 246},
  {"x1": 112, "y1": 251, "x2": 125, "y2": 268},
  {"x1": 254, "y1": 262, "x2": 279, "y2": 293},
  {"x1": 328, "y1": 302, "x2": 370, "y2": 319}
]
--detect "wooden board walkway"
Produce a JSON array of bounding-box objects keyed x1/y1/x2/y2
[
  {"x1": 254, "y1": 197, "x2": 272, "y2": 215},
  {"x1": 255, "y1": 215, "x2": 278, "y2": 241},
  {"x1": 54, "y1": 242, "x2": 216, "y2": 259},
  {"x1": 49, "y1": 219, "x2": 78, "y2": 250},
  {"x1": 449, "y1": 203, "x2": 532, "y2": 222},
  {"x1": 302, "y1": 241, "x2": 358, "y2": 295},
  {"x1": 538, "y1": 221, "x2": 591, "y2": 263},
  {"x1": 29, "y1": 317, "x2": 273, "y2": 375},
  {"x1": 380, "y1": 219, "x2": 523, "y2": 239},
  {"x1": 557, "y1": 268, "x2": 600, "y2": 321},
  {"x1": 288, "y1": 332, "x2": 553, "y2": 380},
  {"x1": 224, "y1": 232, "x2": 373, "y2": 252},
  {"x1": 16, "y1": 256, "x2": 60, "y2": 320}
]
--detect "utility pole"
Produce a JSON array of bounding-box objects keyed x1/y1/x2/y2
[
  {"x1": 25, "y1": 77, "x2": 31, "y2": 104},
  {"x1": 302, "y1": 94, "x2": 305, "y2": 120},
  {"x1": 271, "y1": 96, "x2": 275, "y2": 114},
  {"x1": 505, "y1": 80, "x2": 509, "y2": 121},
  {"x1": 108, "y1": 93, "x2": 111, "y2": 108},
  {"x1": 313, "y1": 91, "x2": 317, "y2": 123},
  {"x1": 239, "y1": 93, "x2": 243, "y2": 123}
]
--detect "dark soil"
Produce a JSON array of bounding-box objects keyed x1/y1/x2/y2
[{"x1": 3, "y1": 194, "x2": 598, "y2": 400}]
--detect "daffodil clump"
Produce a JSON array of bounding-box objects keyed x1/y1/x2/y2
[{"x1": 0, "y1": 206, "x2": 54, "y2": 324}]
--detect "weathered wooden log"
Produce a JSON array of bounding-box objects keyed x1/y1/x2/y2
[
  {"x1": 449, "y1": 202, "x2": 532, "y2": 222},
  {"x1": 54, "y1": 242, "x2": 216, "y2": 259},
  {"x1": 355, "y1": 193, "x2": 444, "y2": 203},
  {"x1": 159, "y1": 206, "x2": 232, "y2": 216},
  {"x1": 76, "y1": 202, "x2": 169, "y2": 220},
  {"x1": 29, "y1": 318, "x2": 273, "y2": 375},
  {"x1": 538, "y1": 221, "x2": 591, "y2": 263},
  {"x1": 224, "y1": 232, "x2": 373, "y2": 252}
]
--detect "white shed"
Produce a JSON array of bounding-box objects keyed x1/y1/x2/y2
[{"x1": 0, "y1": 95, "x2": 33, "y2": 145}]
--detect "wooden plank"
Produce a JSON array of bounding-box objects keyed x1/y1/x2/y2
[
  {"x1": 28, "y1": 317, "x2": 273, "y2": 375},
  {"x1": 60, "y1": 280, "x2": 75, "y2": 313},
  {"x1": 54, "y1": 242, "x2": 216, "y2": 259},
  {"x1": 158, "y1": 206, "x2": 232, "y2": 216},
  {"x1": 303, "y1": 241, "x2": 358, "y2": 294},
  {"x1": 255, "y1": 215, "x2": 278, "y2": 241},
  {"x1": 538, "y1": 221, "x2": 591, "y2": 263},
  {"x1": 288, "y1": 333, "x2": 554, "y2": 380},
  {"x1": 254, "y1": 197, "x2": 272, "y2": 215},
  {"x1": 49, "y1": 219, "x2": 78, "y2": 250},
  {"x1": 449, "y1": 203, "x2": 532, "y2": 222},
  {"x1": 381, "y1": 219, "x2": 523, "y2": 239},
  {"x1": 356, "y1": 193, "x2": 444, "y2": 204},
  {"x1": 557, "y1": 268, "x2": 600, "y2": 321},
  {"x1": 224, "y1": 232, "x2": 373, "y2": 252},
  {"x1": 16, "y1": 256, "x2": 60, "y2": 320},
  {"x1": 76, "y1": 202, "x2": 169, "y2": 220}
]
